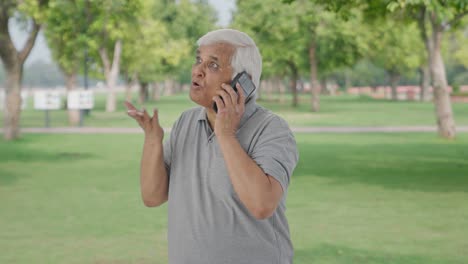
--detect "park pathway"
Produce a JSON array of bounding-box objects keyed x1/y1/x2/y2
[{"x1": 3, "y1": 126, "x2": 468, "y2": 134}]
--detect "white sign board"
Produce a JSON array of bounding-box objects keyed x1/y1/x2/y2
[
  {"x1": 67, "y1": 90, "x2": 94, "y2": 110},
  {"x1": 34, "y1": 90, "x2": 62, "y2": 110},
  {"x1": 1, "y1": 90, "x2": 29, "y2": 110},
  {"x1": 21, "y1": 91, "x2": 28, "y2": 110}
]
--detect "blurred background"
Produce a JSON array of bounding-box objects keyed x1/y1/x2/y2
[{"x1": 1, "y1": 0, "x2": 467, "y2": 263}]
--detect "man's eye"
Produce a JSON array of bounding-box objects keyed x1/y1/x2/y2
[
  {"x1": 208, "y1": 62, "x2": 219, "y2": 70},
  {"x1": 195, "y1": 57, "x2": 202, "y2": 64}
]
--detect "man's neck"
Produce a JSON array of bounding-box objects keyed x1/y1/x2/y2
[{"x1": 206, "y1": 107, "x2": 216, "y2": 130}]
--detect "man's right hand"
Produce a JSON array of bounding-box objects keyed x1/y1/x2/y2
[{"x1": 124, "y1": 101, "x2": 164, "y2": 142}]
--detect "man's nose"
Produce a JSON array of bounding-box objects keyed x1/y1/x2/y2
[{"x1": 192, "y1": 64, "x2": 205, "y2": 78}]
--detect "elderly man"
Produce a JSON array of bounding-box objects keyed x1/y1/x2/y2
[{"x1": 125, "y1": 29, "x2": 298, "y2": 264}]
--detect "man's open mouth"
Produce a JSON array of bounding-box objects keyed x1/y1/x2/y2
[{"x1": 192, "y1": 81, "x2": 201, "y2": 88}]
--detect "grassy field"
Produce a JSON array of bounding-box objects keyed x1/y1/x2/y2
[
  {"x1": 1, "y1": 133, "x2": 467, "y2": 263},
  {"x1": 3, "y1": 92, "x2": 468, "y2": 128}
]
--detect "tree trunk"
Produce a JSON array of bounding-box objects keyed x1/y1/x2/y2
[
  {"x1": 389, "y1": 71, "x2": 400, "y2": 101},
  {"x1": 0, "y1": 15, "x2": 40, "y2": 140},
  {"x1": 419, "y1": 64, "x2": 431, "y2": 101},
  {"x1": 279, "y1": 78, "x2": 286, "y2": 103},
  {"x1": 272, "y1": 77, "x2": 281, "y2": 101},
  {"x1": 320, "y1": 79, "x2": 327, "y2": 95},
  {"x1": 259, "y1": 80, "x2": 267, "y2": 101},
  {"x1": 139, "y1": 82, "x2": 149, "y2": 104},
  {"x1": 430, "y1": 27, "x2": 456, "y2": 139},
  {"x1": 288, "y1": 62, "x2": 298, "y2": 107},
  {"x1": 417, "y1": 8, "x2": 433, "y2": 102},
  {"x1": 125, "y1": 83, "x2": 132, "y2": 101},
  {"x1": 267, "y1": 78, "x2": 274, "y2": 101},
  {"x1": 174, "y1": 81, "x2": 182, "y2": 94},
  {"x1": 164, "y1": 79, "x2": 174, "y2": 96},
  {"x1": 99, "y1": 39, "x2": 122, "y2": 113},
  {"x1": 64, "y1": 72, "x2": 80, "y2": 126},
  {"x1": 152, "y1": 82, "x2": 160, "y2": 101},
  {"x1": 124, "y1": 73, "x2": 137, "y2": 102},
  {"x1": 344, "y1": 69, "x2": 351, "y2": 92},
  {"x1": 4, "y1": 65, "x2": 23, "y2": 140},
  {"x1": 309, "y1": 41, "x2": 320, "y2": 112}
]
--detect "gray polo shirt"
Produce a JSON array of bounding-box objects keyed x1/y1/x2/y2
[{"x1": 163, "y1": 100, "x2": 299, "y2": 264}]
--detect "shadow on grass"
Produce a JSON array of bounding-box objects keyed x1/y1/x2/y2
[
  {"x1": 294, "y1": 139, "x2": 468, "y2": 193},
  {"x1": 0, "y1": 168, "x2": 20, "y2": 185},
  {"x1": 294, "y1": 243, "x2": 460, "y2": 264},
  {"x1": 0, "y1": 144, "x2": 94, "y2": 163},
  {"x1": 0, "y1": 137, "x2": 95, "y2": 186}
]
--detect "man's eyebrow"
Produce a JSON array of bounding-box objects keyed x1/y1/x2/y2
[
  {"x1": 209, "y1": 55, "x2": 219, "y2": 62},
  {"x1": 195, "y1": 50, "x2": 219, "y2": 61}
]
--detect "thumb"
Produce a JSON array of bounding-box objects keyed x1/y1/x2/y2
[{"x1": 152, "y1": 108, "x2": 159, "y2": 126}]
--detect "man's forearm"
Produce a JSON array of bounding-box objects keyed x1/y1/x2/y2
[
  {"x1": 140, "y1": 139, "x2": 168, "y2": 207},
  {"x1": 217, "y1": 136, "x2": 280, "y2": 219}
]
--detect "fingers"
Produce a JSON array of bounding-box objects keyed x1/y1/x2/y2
[
  {"x1": 223, "y1": 83, "x2": 238, "y2": 106},
  {"x1": 142, "y1": 108, "x2": 155, "y2": 130},
  {"x1": 152, "y1": 108, "x2": 159, "y2": 127},
  {"x1": 127, "y1": 110, "x2": 144, "y2": 128},
  {"x1": 142, "y1": 108, "x2": 150, "y2": 122},
  {"x1": 126, "y1": 102, "x2": 146, "y2": 128},
  {"x1": 237, "y1": 83, "x2": 246, "y2": 106},
  {"x1": 124, "y1": 100, "x2": 137, "y2": 111},
  {"x1": 127, "y1": 109, "x2": 144, "y2": 117},
  {"x1": 213, "y1": 96, "x2": 225, "y2": 112},
  {"x1": 217, "y1": 83, "x2": 238, "y2": 108}
]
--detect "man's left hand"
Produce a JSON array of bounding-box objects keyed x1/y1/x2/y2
[{"x1": 213, "y1": 83, "x2": 246, "y2": 139}]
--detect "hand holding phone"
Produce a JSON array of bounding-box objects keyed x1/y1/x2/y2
[{"x1": 213, "y1": 71, "x2": 256, "y2": 113}]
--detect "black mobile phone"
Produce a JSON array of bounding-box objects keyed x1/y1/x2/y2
[{"x1": 213, "y1": 71, "x2": 256, "y2": 113}]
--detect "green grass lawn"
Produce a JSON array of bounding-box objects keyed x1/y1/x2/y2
[
  {"x1": 3, "y1": 92, "x2": 468, "y2": 128},
  {"x1": 1, "y1": 133, "x2": 467, "y2": 263}
]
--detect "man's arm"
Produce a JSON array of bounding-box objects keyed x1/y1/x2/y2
[
  {"x1": 217, "y1": 136, "x2": 283, "y2": 220},
  {"x1": 125, "y1": 101, "x2": 168, "y2": 207},
  {"x1": 140, "y1": 138, "x2": 168, "y2": 207},
  {"x1": 213, "y1": 84, "x2": 297, "y2": 220}
]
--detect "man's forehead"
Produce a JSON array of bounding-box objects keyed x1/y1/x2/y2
[{"x1": 196, "y1": 43, "x2": 235, "y2": 58}]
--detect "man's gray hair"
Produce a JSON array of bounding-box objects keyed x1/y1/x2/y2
[{"x1": 197, "y1": 29, "x2": 262, "y2": 92}]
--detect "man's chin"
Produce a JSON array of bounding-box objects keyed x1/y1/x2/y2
[{"x1": 189, "y1": 92, "x2": 211, "y2": 108}]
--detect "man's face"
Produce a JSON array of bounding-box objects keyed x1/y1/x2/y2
[{"x1": 190, "y1": 43, "x2": 234, "y2": 108}]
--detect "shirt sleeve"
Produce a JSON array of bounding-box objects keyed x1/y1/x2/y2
[
  {"x1": 163, "y1": 117, "x2": 181, "y2": 176},
  {"x1": 250, "y1": 116, "x2": 299, "y2": 193}
]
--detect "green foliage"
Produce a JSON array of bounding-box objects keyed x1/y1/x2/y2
[
  {"x1": 156, "y1": 0, "x2": 218, "y2": 82},
  {"x1": 387, "y1": 0, "x2": 468, "y2": 25},
  {"x1": 348, "y1": 59, "x2": 388, "y2": 87},
  {"x1": 234, "y1": 0, "x2": 368, "y2": 81},
  {"x1": 119, "y1": 0, "x2": 217, "y2": 84},
  {"x1": 44, "y1": 0, "x2": 87, "y2": 75},
  {"x1": 16, "y1": 0, "x2": 50, "y2": 23},
  {"x1": 367, "y1": 19, "x2": 423, "y2": 77},
  {"x1": 233, "y1": 0, "x2": 306, "y2": 78}
]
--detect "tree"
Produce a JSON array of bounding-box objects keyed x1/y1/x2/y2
[
  {"x1": 235, "y1": 0, "x2": 367, "y2": 110},
  {"x1": 44, "y1": 0, "x2": 87, "y2": 126},
  {"x1": 120, "y1": 0, "x2": 190, "y2": 103},
  {"x1": 157, "y1": 0, "x2": 217, "y2": 93},
  {"x1": 301, "y1": 0, "x2": 468, "y2": 138},
  {"x1": 85, "y1": 0, "x2": 142, "y2": 112},
  {"x1": 390, "y1": 0, "x2": 468, "y2": 139},
  {"x1": 0, "y1": 0, "x2": 49, "y2": 140},
  {"x1": 367, "y1": 19, "x2": 422, "y2": 100},
  {"x1": 233, "y1": 0, "x2": 308, "y2": 107}
]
